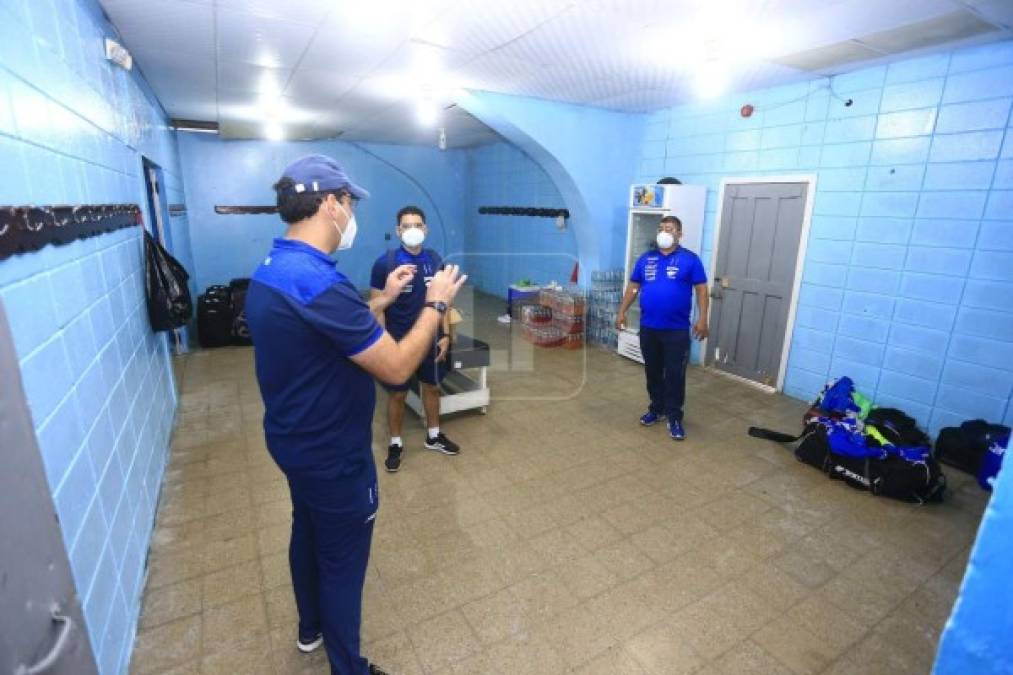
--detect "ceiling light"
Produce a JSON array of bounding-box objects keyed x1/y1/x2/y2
[
  {"x1": 417, "y1": 99, "x2": 438, "y2": 126},
  {"x1": 694, "y1": 60, "x2": 728, "y2": 99},
  {"x1": 265, "y1": 123, "x2": 284, "y2": 141}
]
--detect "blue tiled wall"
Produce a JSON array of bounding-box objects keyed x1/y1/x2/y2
[
  {"x1": 633, "y1": 40, "x2": 1013, "y2": 434},
  {"x1": 177, "y1": 134, "x2": 468, "y2": 292},
  {"x1": 0, "y1": 0, "x2": 186, "y2": 672},
  {"x1": 463, "y1": 142, "x2": 576, "y2": 295}
]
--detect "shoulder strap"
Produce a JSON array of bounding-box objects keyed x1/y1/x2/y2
[
  {"x1": 386, "y1": 248, "x2": 398, "y2": 274},
  {"x1": 747, "y1": 426, "x2": 804, "y2": 443}
]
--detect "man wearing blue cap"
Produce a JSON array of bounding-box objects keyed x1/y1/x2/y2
[{"x1": 245, "y1": 154, "x2": 467, "y2": 675}]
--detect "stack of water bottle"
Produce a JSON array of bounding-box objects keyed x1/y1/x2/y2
[
  {"x1": 540, "y1": 287, "x2": 586, "y2": 350},
  {"x1": 588, "y1": 268, "x2": 623, "y2": 348}
]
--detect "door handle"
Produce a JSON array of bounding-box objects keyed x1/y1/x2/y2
[
  {"x1": 18, "y1": 609, "x2": 73, "y2": 675},
  {"x1": 710, "y1": 279, "x2": 723, "y2": 299}
]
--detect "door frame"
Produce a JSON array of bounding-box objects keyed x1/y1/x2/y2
[{"x1": 704, "y1": 174, "x2": 818, "y2": 392}]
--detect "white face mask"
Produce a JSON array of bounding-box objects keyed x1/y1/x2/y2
[
  {"x1": 332, "y1": 201, "x2": 357, "y2": 251},
  {"x1": 400, "y1": 226, "x2": 425, "y2": 248},
  {"x1": 656, "y1": 231, "x2": 675, "y2": 249}
]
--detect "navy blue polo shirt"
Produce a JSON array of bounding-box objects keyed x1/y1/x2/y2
[
  {"x1": 245, "y1": 238, "x2": 383, "y2": 478},
  {"x1": 630, "y1": 247, "x2": 707, "y2": 330},
  {"x1": 369, "y1": 247, "x2": 442, "y2": 339}
]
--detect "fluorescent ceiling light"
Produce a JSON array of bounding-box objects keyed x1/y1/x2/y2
[
  {"x1": 417, "y1": 99, "x2": 438, "y2": 126},
  {"x1": 265, "y1": 122, "x2": 284, "y2": 141},
  {"x1": 694, "y1": 60, "x2": 728, "y2": 99}
]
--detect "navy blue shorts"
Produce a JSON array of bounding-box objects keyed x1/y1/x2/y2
[{"x1": 382, "y1": 340, "x2": 448, "y2": 392}]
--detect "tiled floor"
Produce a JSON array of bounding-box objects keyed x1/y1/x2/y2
[{"x1": 130, "y1": 297, "x2": 989, "y2": 675}]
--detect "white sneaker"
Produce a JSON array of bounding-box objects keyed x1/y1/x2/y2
[
  {"x1": 497, "y1": 314, "x2": 512, "y2": 324},
  {"x1": 297, "y1": 633, "x2": 323, "y2": 653}
]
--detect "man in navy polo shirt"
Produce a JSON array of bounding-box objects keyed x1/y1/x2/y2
[
  {"x1": 244, "y1": 154, "x2": 466, "y2": 675},
  {"x1": 369, "y1": 205, "x2": 459, "y2": 474},
  {"x1": 617, "y1": 215, "x2": 709, "y2": 440}
]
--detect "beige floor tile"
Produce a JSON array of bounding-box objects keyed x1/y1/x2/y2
[
  {"x1": 557, "y1": 553, "x2": 620, "y2": 600},
  {"x1": 460, "y1": 587, "x2": 535, "y2": 645},
  {"x1": 139, "y1": 579, "x2": 202, "y2": 631},
  {"x1": 753, "y1": 614, "x2": 842, "y2": 675},
  {"x1": 624, "y1": 620, "x2": 706, "y2": 675},
  {"x1": 130, "y1": 615, "x2": 202, "y2": 675},
  {"x1": 260, "y1": 551, "x2": 292, "y2": 590},
  {"x1": 407, "y1": 608, "x2": 483, "y2": 672},
  {"x1": 507, "y1": 568, "x2": 580, "y2": 623},
  {"x1": 201, "y1": 532, "x2": 258, "y2": 574},
  {"x1": 565, "y1": 513, "x2": 626, "y2": 552},
  {"x1": 785, "y1": 595, "x2": 869, "y2": 655},
  {"x1": 573, "y1": 645, "x2": 649, "y2": 675},
  {"x1": 202, "y1": 559, "x2": 263, "y2": 609},
  {"x1": 203, "y1": 595, "x2": 269, "y2": 654},
  {"x1": 712, "y1": 640, "x2": 795, "y2": 675},
  {"x1": 541, "y1": 602, "x2": 619, "y2": 668},
  {"x1": 200, "y1": 639, "x2": 274, "y2": 675},
  {"x1": 596, "y1": 539, "x2": 656, "y2": 581}
]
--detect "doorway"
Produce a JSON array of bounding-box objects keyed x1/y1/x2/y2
[
  {"x1": 142, "y1": 157, "x2": 186, "y2": 354},
  {"x1": 705, "y1": 176, "x2": 815, "y2": 391}
]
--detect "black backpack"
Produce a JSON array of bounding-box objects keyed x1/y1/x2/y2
[
  {"x1": 936, "y1": 420, "x2": 1012, "y2": 475},
  {"x1": 197, "y1": 287, "x2": 233, "y2": 348}
]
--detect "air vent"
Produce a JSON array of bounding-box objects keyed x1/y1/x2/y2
[{"x1": 170, "y1": 119, "x2": 219, "y2": 134}]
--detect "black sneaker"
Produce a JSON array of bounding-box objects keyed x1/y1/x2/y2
[
  {"x1": 385, "y1": 443, "x2": 403, "y2": 473},
  {"x1": 424, "y1": 432, "x2": 460, "y2": 455},
  {"x1": 369, "y1": 665, "x2": 389, "y2": 675},
  {"x1": 296, "y1": 632, "x2": 323, "y2": 653}
]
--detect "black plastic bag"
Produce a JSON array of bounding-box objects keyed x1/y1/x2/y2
[{"x1": 144, "y1": 230, "x2": 193, "y2": 331}]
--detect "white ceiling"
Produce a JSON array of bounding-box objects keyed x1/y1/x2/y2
[{"x1": 97, "y1": 0, "x2": 1013, "y2": 147}]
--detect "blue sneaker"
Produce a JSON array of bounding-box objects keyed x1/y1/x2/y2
[
  {"x1": 668, "y1": 420, "x2": 685, "y2": 440},
  {"x1": 640, "y1": 411, "x2": 664, "y2": 426}
]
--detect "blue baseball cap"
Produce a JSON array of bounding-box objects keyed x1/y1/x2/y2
[{"x1": 279, "y1": 154, "x2": 370, "y2": 199}]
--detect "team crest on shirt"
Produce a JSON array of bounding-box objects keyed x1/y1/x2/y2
[{"x1": 666, "y1": 262, "x2": 679, "y2": 279}]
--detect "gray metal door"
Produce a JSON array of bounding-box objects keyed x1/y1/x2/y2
[
  {"x1": 707, "y1": 182, "x2": 807, "y2": 386},
  {"x1": 0, "y1": 298, "x2": 98, "y2": 675}
]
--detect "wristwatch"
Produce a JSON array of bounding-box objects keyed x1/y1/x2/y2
[{"x1": 425, "y1": 301, "x2": 448, "y2": 314}]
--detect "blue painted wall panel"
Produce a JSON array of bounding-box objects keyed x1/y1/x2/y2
[{"x1": 0, "y1": 0, "x2": 182, "y2": 672}]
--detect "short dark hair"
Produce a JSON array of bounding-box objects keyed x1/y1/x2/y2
[
  {"x1": 657, "y1": 177, "x2": 682, "y2": 185},
  {"x1": 397, "y1": 205, "x2": 426, "y2": 225},
  {"x1": 273, "y1": 176, "x2": 350, "y2": 225},
  {"x1": 660, "y1": 215, "x2": 682, "y2": 230}
]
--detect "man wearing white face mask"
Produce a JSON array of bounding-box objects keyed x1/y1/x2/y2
[
  {"x1": 617, "y1": 215, "x2": 709, "y2": 441},
  {"x1": 369, "y1": 205, "x2": 459, "y2": 473},
  {"x1": 245, "y1": 155, "x2": 467, "y2": 675}
]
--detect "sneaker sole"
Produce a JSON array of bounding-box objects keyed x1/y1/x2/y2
[
  {"x1": 297, "y1": 637, "x2": 323, "y2": 653},
  {"x1": 384, "y1": 465, "x2": 400, "y2": 473},
  {"x1": 424, "y1": 443, "x2": 459, "y2": 455}
]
